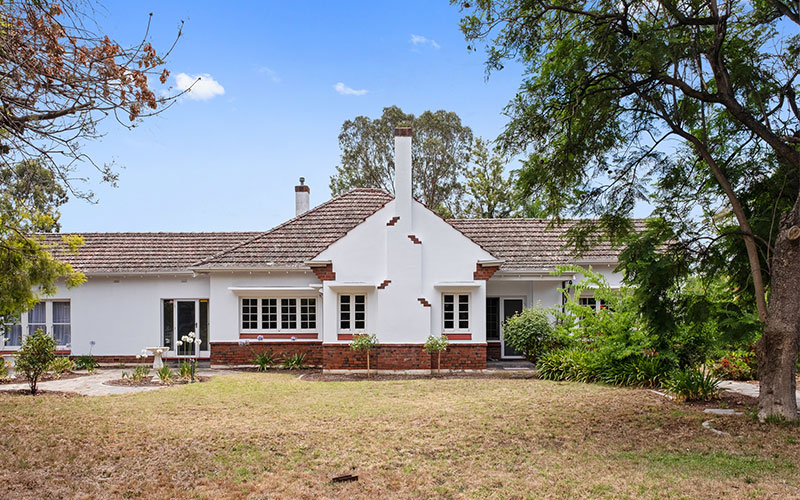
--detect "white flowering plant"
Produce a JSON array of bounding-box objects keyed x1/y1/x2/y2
[{"x1": 175, "y1": 331, "x2": 202, "y2": 382}]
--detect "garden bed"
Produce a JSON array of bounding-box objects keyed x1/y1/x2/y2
[
  {"x1": 104, "y1": 375, "x2": 210, "y2": 387},
  {"x1": 0, "y1": 371, "x2": 93, "y2": 385},
  {"x1": 0, "y1": 388, "x2": 82, "y2": 397},
  {"x1": 300, "y1": 370, "x2": 536, "y2": 382}
]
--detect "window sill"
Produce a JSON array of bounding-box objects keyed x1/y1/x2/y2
[
  {"x1": 239, "y1": 332, "x2": 318, "y2": 340},
  {"x1": 443, "y1": 333, "x2": 472, "y2": 340}
]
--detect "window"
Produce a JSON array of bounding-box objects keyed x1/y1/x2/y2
[
  {"x1": 300, "y1": 298, "x2": 316, "y2": 329},
  {"x1": 281, "y1": 299, "x2": 297, "y2": 329},
  {"x1": 2, "y1": 301, "x2": 71, "y2": 348},
  {"x1": 339, "y1": 294, "x2": 366, "y2": 331},
  {"x1": 486, "y1": 297, "x2": 500, "y2": 340},
  {"x1": 52, "y1": 301, "x2": 71, "y2": 346},
  {"x1": 162, "y1": 300, "x2": 174, "y2": 349},
  {"x1": 443, "y1": 294, "x2": 470, "y2": 331},
  {"x1": 239, "y1": 297, "x2": 316, "y2": 332},
  {"x1": 242, "y1": 298, "x2": 259, "y2": 330},
  {"x1": 579, "y1": 296, "x2": 606, "y2": 312}
]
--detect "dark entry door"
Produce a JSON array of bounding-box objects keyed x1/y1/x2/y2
[{"x1": 501, "y1": 298, "x2": 524, "y2": 358}]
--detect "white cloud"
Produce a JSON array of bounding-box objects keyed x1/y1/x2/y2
[
  {"x1": 258, "y1": 66, "x2": 281, "y2": 83},
  {"x1": 334, "y1": 82, "x2": 368, "y2": 96},
  {"x1": 174, "y1": 73, "x2": 225, "y2": 100},
  {"x1": 410, "y1": 34, "x2": 440, "y2": 49}
]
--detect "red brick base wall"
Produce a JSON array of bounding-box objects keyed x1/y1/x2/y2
[
  {"x1": 323, "y1": 344, "x2": 486, "y2": 371},
  {"x1": 211, "y1": 342, "x2": 323, "y2": 366},
  {"x1": 76, "y1": 355, "x2": 153, "y2": 364},
  {"x1": 487, "y1": 341, "x2": 501, "y2": 361}
]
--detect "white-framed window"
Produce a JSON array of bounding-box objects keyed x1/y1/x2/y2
[
  {"x1": 443, "y1": 294, "x2": 470, "y2": 332},
  {"x1": 2, "y1": 300, "x2": 71, "y2": 348},
  {"x1": 240, "y1": 297, "x2": 316, "y2": 332},
  {"x1": 579, "y1": 296, "x2": 606, "y2": 312},
  {"x1": 339, "y1": 294, "x2": 366, "y2": 332}
]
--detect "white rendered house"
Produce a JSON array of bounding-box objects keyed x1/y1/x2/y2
[{"x1": 2, "y1": 128, "x2": 627, "y2": 370}]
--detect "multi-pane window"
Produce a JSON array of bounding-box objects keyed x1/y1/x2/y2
[
  {"x1": 261, "y1": 299, "x2": 278, "y2": 329},
  {"x1": 485, "y1": 297, "x2": 500, "y2": 340},
  {"x1": 3, "y1": 301, "x2": 70, "y2": 347},
  {"x1": 300, "y1": 298, "x2": 316, "y2": 329},
  {"x1": 240, "y1": 297, "x2": 316, "y2": 331},
  {"x1": 579, "y1": 296, "x2": 606, "y2": 311},
  {"x1": 339, "y1": 294, "x2": 366, "y2": 331},
  {"x1": 443, "y1": 294, "x2": 470, "y2": 331},
  {"x1": 242, "y1": 298, "x2": 259, "y2": 329}
]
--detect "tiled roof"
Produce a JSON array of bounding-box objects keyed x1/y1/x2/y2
[
  {"x1": 447, "y1": 218, "x2": 643, "y2": 271},
  {"x1": 42, "y1": 232, "x2": 260, "y2": 274},
  {"x1": 193, "y1": 188, "x2": 393, "y2": 269}
]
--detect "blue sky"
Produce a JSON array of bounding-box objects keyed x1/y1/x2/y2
[{"x1": 59, "y1": 1, "x2": 528, "y2": 232}]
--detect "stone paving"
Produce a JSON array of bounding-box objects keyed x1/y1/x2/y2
[
  {"x1": 0, "y1": 368, "x2": 238, "y2": 396},
  {"x1": 719, "y1": 379, "x2": 800, "y2": 401}
]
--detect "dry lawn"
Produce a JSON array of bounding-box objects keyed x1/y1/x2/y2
[{"x1": 1, "y1": 372, "x2": 798, "y2": 499}]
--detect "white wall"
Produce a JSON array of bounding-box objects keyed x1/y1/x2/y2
[
  {"x1": 208, "y1": 271, "x2": 320, "y2": 342},
  {"x1": 49, "y1": 275, "x2": 209, "y2": 356},
  {"x1": 315, "y1": 200, "x2": 496, "y2": 344}
]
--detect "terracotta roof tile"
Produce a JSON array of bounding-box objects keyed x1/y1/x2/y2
[{"x1": 447, "y1": 218, "x2": 644, "y2": 271}]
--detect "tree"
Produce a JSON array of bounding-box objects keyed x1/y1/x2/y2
[
  {"x1": 0, "y1": 1, "x2": 180, "y2": 320},
  {"x1": 350, "y1": 333, "x2": 379, "y2": 377},
  {"x1": 461, "y1": 138, "x2": 516, "y2": 218},
  {"x1": 330, "y1": 106, "x2": 473, "y2": 216},
  {"x1": 423, "y1": 334, "x2": 449, "y2": 374},
  {"x1": 15, "y1": 329, "x2": 56, "y2": 395},
  {"x1": 455, "y1": 0, "x2": 800, "y2": 420}
]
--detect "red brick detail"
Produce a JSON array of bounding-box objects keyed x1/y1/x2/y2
[
  {"x1": 294, "y1": 185, "x2": 310, "y2": 193},
  {"x1": 432, "y1": 344, "x2": 487, "y2": 370},
  {"x1": 337, "y1": 333, "x2": 354, "y2": 341},
  {"x1": 394, "y1": 127, "x2": 412, "y2": 137},
  {"x1": 408, "y1": 234, "x2": 422, "y2": 244},
  {"x1": 323, "y1": 344, "x2": 486, "y2": 370},
  {"x1": 387, "y1": 216, "x2": 400, "y2": 226},
  {"x1": 240, "y1": 333, "x2": 318, "y2": 340},
  {"x1": 417, "y1": 297, "x2": 431, "y2": 307},
  {"x1": 473, "y1": 263, "x2": 500, "y2": 280},
  {"x1": 211, "y1": 342, "x2": 322, "y2": 366},
  {"x1": 377, "y1": 279, "x2": 391, "y2": 290},
  {"x1": 311, "y1": 263, "x2": 336, "y2": 281},
  {"x1": 73, "y1": 355, "x2": 152, "y2": 364},
  {"x1": 487, "y1": 341, "x2": 502, "y2": 360},
  {"x1": 444, "y1": 333, "x2": 472, "y2": 340},
  {"x1": 2, "y1": 350, "x2": 71, "y2": 356}
]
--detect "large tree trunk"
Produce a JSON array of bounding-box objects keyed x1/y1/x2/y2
[{"x1": 758, "y1": 199, "x2": 800, "y2": 421}]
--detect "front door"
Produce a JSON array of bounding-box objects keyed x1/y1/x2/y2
[
  {"x1": 500, "y1": 298, "x2": 525, "y2": 358},
  {"x1": 162, "y1": 299, "x2": 209, "y2": 357}
]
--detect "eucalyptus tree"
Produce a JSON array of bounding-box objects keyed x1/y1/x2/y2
[
  {"x1": 330, "y1": 106, "x2": 474, "y2": 216},
  {"x1": 454, "y1": 0, "x2": 800, "y2": 420}
]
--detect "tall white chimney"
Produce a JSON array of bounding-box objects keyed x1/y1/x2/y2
[
  {"x1": 295, "y1": 177, "x2": 310, "y2": 216},
  {"x1": 394, "y1": 127, "x2": 412, "y2": 226}
]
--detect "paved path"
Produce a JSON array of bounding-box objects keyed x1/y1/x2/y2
[
  {"x1": 719, "y1": 380, "x2": 800, "y2": 400},
  {"x1": 0, "y1": 368, "x2": 237, "y2": 396}
]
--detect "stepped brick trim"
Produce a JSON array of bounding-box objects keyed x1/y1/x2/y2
[
  {"x1": 394, "y1": 127, "x2": 412, "y2": 137},
  {"x1": 474, "y1": 263, "x2": 500, "y2": 280},
  {"x1": 377, "y1": 279, "x2": 391, "y2": 289},
  {"x1": 239, "y1": 333, "x2": 318, "y2": 340},
  {"x1": 408, "y1": 234, "x2": 422, "y2": 244},
  {"x1": 387, "y1": 216, "x2": 400, "y2": 226},
  {"x1": 211, "y1": 341, "x2": 322, "y2": 366},
  {"x1": 417, "y1": 297, "x2": 431, "y2": 307},
  {"x1": 323, "y1": 343, "x2": 486, "y2": 370},
  {"x1": 444, "y1": 333, "x2": 472, "y2": 340},
  {"x1": 311, "y1": 263, "x2": 336, "y2": 281}
]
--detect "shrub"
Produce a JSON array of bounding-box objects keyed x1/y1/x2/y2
[
  {"x1": 424, "y1": 334, "x2": 449, "y2": 374},
  {"x1": 15, "y1": 329, "x2": 56, "y2": 395},
  {"x1": 252, "y1": 350, "x2": 277, "y2": 372},
  {"x1": 710, "y1": 350, "x2": 757, "y2": 381},
  {"x1": 0, "y1": 358, "x2": 9, "y2": 380},
  {"x1": 281, "y1": 353, "x2": 307, "y2": 370},
  {"x1": 48, "y1": 356, "x2": 74, "y2": 378},
  {"x1": 122, "y1": 365, "x2": 151, "y2": 383},
  {"x1": 156, "y1": 365, "x2": 173, "y2": 383},
  {"x1": 537, "y1": 348, "x2": 675, "y2": 388},
  {"x1": 664, "y1": 368, "x2": 720, "y2": 402},
  {"x1": 73, "y1": 355, "x2": 98, "y2": 372},
  {"x1": 502, "y1": 307, "x2": 559, "y2": 361},
  {"x1": 350, "y1": 334, "x2": 379, "y2": 377}
]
